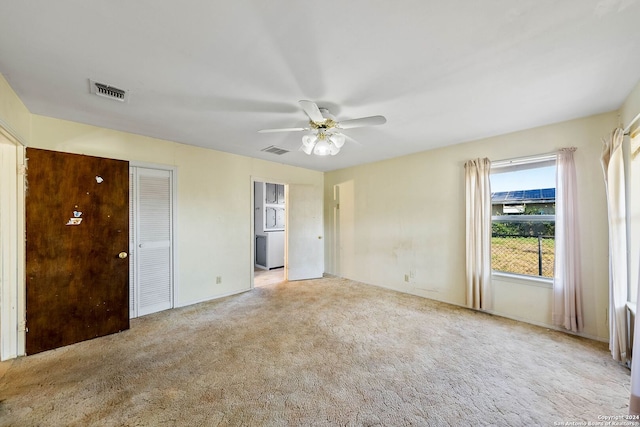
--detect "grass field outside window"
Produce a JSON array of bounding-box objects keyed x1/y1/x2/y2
[{"x1": 491, "y1": 235, "x2": 555, "y2": 278}]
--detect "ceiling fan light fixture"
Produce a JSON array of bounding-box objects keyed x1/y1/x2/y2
[
  {"x1": 301, "y1": 143, "x2": 314, "y2": 155},
  {"x1": 300, "y1": 131, "x2": 343, "y2": 156},
  {"x1": 329, "y1": 133, "x2": 345, "y2": 148},
  {"x1": 261, "y1": 100, "x2": 386, "y2": 157},
  {"x1": 313, "y1": 139, "x2": 332, "y2": 156},
  {"x1": 302, "y1": 134, "x2": 317, "y2": 148}
]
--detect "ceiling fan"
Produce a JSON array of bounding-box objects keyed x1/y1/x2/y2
[{"x1": 258, "y1": 100, "x2": 386, "y2": 156}]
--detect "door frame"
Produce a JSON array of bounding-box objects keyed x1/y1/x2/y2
[
  {"x1": 130, "y1": 161, "x2": 178, "y2": 313},
  {"x1": 250, "y1": 176, "x2": 288, "y2": 288},
  {"x1": 0, "y1": 126, "x2": 26, "y2": 360}
]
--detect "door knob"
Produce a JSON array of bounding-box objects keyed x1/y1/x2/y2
[{"x1": 118, "y1": 252, "x2": 128, "y2": 259}]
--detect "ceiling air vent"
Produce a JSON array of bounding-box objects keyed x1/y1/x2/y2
[
  {"x1": 261, "y1": 146, "x2": 289, "y2": 155},
  {"x1": 89, "y1": 79, "x2": 129, "y2": 103}
]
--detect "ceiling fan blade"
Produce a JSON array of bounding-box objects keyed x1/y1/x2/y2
[
  {"x1": 338, "y1": 115, "x2": 387, "y2": 129},
  {"x1": 299, "y1": 100, "x2": 325, "y2": 123},
  {"x1": 258, "y1": 127, "x2": 308, "y2": 133},
  {"x1": 343, "y1": 133, "x2": 363, "y2": 147}
]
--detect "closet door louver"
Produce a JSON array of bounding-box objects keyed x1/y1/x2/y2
[{"x1": 133, "y1": 168, "x2": 173, "y2": 317}]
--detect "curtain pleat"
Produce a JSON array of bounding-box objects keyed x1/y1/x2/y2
[
  {"x1": 628, "y1": 132, "x2": 640, "y2": 415},
  {"x1": 465, "y1": 158, "x2": 492, "y2": 310},
  {"x1": 601, "y1": 128, "x2": 628, "y2": 362},
  {"x1": 553, "y1": 147, "x2": 583, "y2": 333}
]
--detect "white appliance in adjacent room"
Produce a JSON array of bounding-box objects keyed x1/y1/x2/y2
[{"x1": 255, "y1": 182, "x2": 285, "y2": 270}]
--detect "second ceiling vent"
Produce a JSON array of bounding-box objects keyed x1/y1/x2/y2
[
  {"x1": 261, "y1": 146, "x2": 289, "y2": 155},
  {"x1": 89, "y1": 79, "x2": 129, "y2": 103}
]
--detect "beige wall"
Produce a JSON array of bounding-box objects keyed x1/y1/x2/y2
[
  {"x1": 324, "y1": 112, "x2": 616, "y2": 341},
  {"x1": 28, "y1": 115, "x2": 323, "y2": 306},
  {"x1": 0, "y1": 75, "x2": 30, "y2": 143}
]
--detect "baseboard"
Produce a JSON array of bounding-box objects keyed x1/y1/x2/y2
[
  {"x1": 176, "y1": 287, "x2": 252, "y2": 308},
  {"x1": 483, "y1": 309, "x2": 608, "y2": 343}
]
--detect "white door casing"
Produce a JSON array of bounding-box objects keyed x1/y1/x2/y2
[
  {"x1": 0, "y1": 131, "x2": 25, "y2": 361},
  {"x1": 0, "y1": 139, "x2": 18, "y2": 360}
]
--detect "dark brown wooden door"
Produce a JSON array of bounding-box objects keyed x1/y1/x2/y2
[{"x1": 26, "y1": 148, "x2": 129, "y2": 355}]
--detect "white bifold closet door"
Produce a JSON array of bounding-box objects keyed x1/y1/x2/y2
[{"x1": 129, "y1": 167, "x2": 174, "y2": 318}]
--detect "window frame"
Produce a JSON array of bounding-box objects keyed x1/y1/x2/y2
[{"x1": 490, "y1": 154, "x2": 557, "y2": 282}]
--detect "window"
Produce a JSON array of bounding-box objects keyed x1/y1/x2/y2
[{"x1": 490, "y1": 155, "x2": 556, "y2": 278}]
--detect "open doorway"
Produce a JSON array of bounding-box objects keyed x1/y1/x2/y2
[
  {"x1": 250, "y1": 178, "x2": 324, "y2": 288},
  {"x1": 253, "y1": 180, "x2": 285, "y2": 287}
]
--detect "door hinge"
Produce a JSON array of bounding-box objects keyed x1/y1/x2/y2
[
  {"x1": 17, "y1": 164, "x2": 26, "y2": 175},
  {"x1": 18, "y1": 320, "x2": 27, "y2": 332}
]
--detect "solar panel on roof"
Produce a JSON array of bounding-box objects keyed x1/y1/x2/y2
[
  {"x1": 523, "y1": 189, "x2": 541, "y2": 200},
  {"x1": 491, "y1": 187, "x2": 555, "y2": 203},
  {"x1": 542, "y1": 188, "x2": 555, "y2": 198},
  {"x1": 506, "y1": 190, "x2": 524, "y2": 200}
]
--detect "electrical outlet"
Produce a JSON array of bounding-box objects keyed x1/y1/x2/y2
[
  {"x1": 404, "y1": 274, "x2": 409, "y2": 282},
  {"x1": 216, "y1": 276, "x2": 222, "y2": 284}
]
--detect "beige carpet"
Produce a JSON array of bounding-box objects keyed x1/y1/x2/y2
[{"x1": 0, "y1": 277, "x2": 631, "y2": 426}]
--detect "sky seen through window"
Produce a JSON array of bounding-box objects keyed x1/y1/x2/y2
[{"x1": 491, "y1": 166, "x2": 556, "y2": 193}]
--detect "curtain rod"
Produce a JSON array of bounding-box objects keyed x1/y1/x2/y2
[{"x1": 624, "y1": 111, "x2": 640, "y2": 135}]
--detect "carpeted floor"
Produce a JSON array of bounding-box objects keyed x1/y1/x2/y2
[{"x1": 0, "y1": 277, "x2": 632, "y2": 426}]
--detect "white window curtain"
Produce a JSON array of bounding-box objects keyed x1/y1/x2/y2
[
  {"x1": 465, "y1": 158, "x2": 492, "y2": 310},
  {"x1": 601, "y1": 128, "x2": 628, "y2": 362},
  {"x1": 553, "y1": 147, "x2": 583, "y2": 333},
  {"x1": 629, "y1": 131, "x2": 640, "y2": 415}
]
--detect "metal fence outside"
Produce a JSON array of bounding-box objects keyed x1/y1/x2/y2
[{"x1": 491, "y1": 234, "x2": 555, "y2": 278}]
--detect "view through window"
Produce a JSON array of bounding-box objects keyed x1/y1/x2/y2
[{"x1": 490, "y1": 157, "x2": 556, "y2": 278}]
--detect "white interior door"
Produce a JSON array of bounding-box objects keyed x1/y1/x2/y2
[
  {"x1": 130, "y1": 167, "x2": 174, "y2": 317},
  {"x1": 286, "y1": 184, "x2": 324, "y2": 280}
]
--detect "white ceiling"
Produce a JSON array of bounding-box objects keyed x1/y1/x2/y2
[{"x1": 1, "y1": 1, "x2": 639, "y2": 172}]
